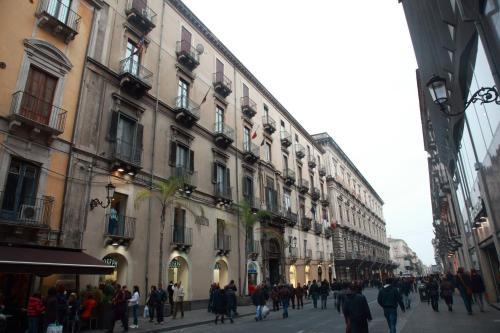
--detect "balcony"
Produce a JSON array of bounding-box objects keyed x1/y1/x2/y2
[
  {"x1": 326, "y1": 172, "x2": 336, "y2": 182},
  {"x1": 247, "y1": 240, "x2": 260, "y2": 260},
  {"x1": 314, "y1": 222, "x2": 323, "y2": 235},
  {"x1": 288, "y1": 247, "x2": 298, "y2": 263},
  {"x1": 213, "y1": 122, "x2": 234, "y2": 149},
  {"x1": 36, "y1": 0, "x2": 80, "y2": 43},
  {"x1": 173, "y1": 96, "x2": 200, "y2": 128},
  {"x1": 104, "y1": 213, "x2": 136, "y2": 246},
  {"x1": 297, "y1": 179, "x2": 309, "y2": 194},
  {"x1": 241, "y1": 96, "x2": 257, "y2": 119},
  {"x1": 318, "y1": 165, "x2": 327, "y2": 177},
  {"x1": 280, "y1": 207, "x2": 298, "y2": 227},
  {"x1": 243, "y1": 194, "x2": 260, "y2": 212},
  {"x1": 305, "y1": 249, "x2": 312, "y2": 263},
  {"x1": 214, "y1": 183, "x2": 232, "y2": 206},
  {"x1": 283, "y1": 168, "x2": 296, "y2": 186},
  {"x1": 213, "y1": 72, "x2": 232, "y2": 97},
  {"x1": 308, "y1": 155, "x2": 317, "y2": 169},
  {"x1": 317, "y1": 251, "x2": 324, "y2": 263},
  {"x1": 170, "y1": 225, "x2": 193, "y2": 251},
  {"x1": 320, "y1": 194, "x2": 330, "y2": 207},
  {"x1": 301, "y1": 214, "x2": 312, "y2": 231},
  {"x1": 176, "y1": 41, "x2": 200, "y2": 71},
  {"x1": 214, "y1": 234, "x2": 231, "y2": 255},
  {"x1": 295, "y1": 143, "x2": 305, "y2": 159},
  {"x1": 262, "y1": 115, "x2": 277, "y2": 135},
  {"x1": 325, "y1": 228, "x2": 333, "y2": 239},
  {"x1": 9, "y1": 91, "x2": 67, "y2": 137},
  {"x1": 0, "y1": 191, "x2": 53, "y2": 229},
  {"x1": 242, "y1": 142, "x2": 260, "y2": 165},
  {"x1": 172, "y1": 166, "x2": 197, "y2": 195},
  {"x1": 111, "y1": 138, "x2": 142, "y2": 171},
  {"x1": 280, "y1": 130, "x2": 292, "y2": 148},
  {"x1": 119, "y1": 56, "x2": 153, "y2": 98},
  {"x1": 125, "y1": 0, "x2": 156, "y2": 34},
  {"x1": 311, "y1": 187, "x2": 321, "y2": 201}
]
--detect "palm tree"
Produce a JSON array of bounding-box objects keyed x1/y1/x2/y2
[{"x1": 135, "y1": 177, "x2": 183, "y2": 284}]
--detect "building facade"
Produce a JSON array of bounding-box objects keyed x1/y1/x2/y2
[
  {"x1": 388, "y1": 238, "x2": 423, "y2": 276},
  {"x1": 402, "y1": 0, "x2": 500, "y2": 301}
]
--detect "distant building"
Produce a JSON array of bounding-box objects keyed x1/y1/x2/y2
[{"x1": 388, "y1": 238, "x2": 423, "y2": 276}]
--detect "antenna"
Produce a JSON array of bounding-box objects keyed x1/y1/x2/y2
[{"x1": 195, "y1": 43, "x2": 204, "y2": 55}]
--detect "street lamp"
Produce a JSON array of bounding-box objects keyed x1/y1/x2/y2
[
  {"x1": 90, "y1": 182, "x2": 116, "y2": 210},
  {"x1": 426, "y1": 74, "x2": 500, "y2": 116}
]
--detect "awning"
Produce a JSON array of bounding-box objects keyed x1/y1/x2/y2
[{"x1": 0, "y1": 244, "x2": 115, "y2": 275}]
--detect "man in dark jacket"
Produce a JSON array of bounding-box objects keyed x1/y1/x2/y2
[
  {"x1": 251, "y1": 286, "x2": 265, "y2": 321},
  {"x1": 456, "y1": 267, "x2": 473, "y2": 315},
  {"x1": 343, "y1": 284, "x2": 372, "y2": 333},
  {"x1": 167, "y1": 281, "x2": 175, "y2": 315},
  {"x1": 155, "y1": 284, "x2": 167, "y2": 324},
  {"x1": 319, "y1": 280, "x2": 330, "y2": 309},
  {"x1": 377, "y1": 278, "x2": 405, "y2": 333},
  {"x1": 401, "y1": 279, "x2": 412, "y2": 310},
  {"x1": 470, "y1": 269, "x2": 485, "y2": 312},
  {"x1": 310, "y1": 280, "x2": 319, "y2": 308}
]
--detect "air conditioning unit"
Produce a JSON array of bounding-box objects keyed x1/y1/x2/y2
[{"x1": 19, "y1": 204, "x2": 40, "y2": 223}]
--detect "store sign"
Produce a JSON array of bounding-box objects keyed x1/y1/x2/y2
[
  {"x1": 103, "y1": 256, "x2": 118, "y2": 268},
  {"x1": 214, "y1": 262, "x2": 221, "y2": 270},
  {"x1": 169, "y1": 259, "x2": 181, "y2": 269},
  {"x1": 247, "y1": 262, "x2": 257, "y2": 274}
]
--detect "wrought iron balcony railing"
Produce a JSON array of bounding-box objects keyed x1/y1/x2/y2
[
  {"x1": 311, "y1": 187, "x2": 321, "y2": 201},
  {"x1": 171, "y1": 166, "x2": 198, "y2": 192},
  {"x1": 213, "y1": 122, "x2": 235, "y2": 141},
  {"x1": 10, "y1": 91, "x2": 67, "y2": 134},
  {"x1": 36, "y1": 0, "x2": 81, "y2": 41},
  {"x1": 174, "y1": 96, "x2": 200, "y2": 119},
  {"x1": 314, "y1": 222, "x2": 323, "y2": 235},
  {"x1": 305, "y1": 249, "x2": 312, "y2": 260},
  {"x1": 125, "y1": 0, "x2": 157, "y2": 32},
  {"x1": 243, "y1": 142, "x2": 260, "y2": 162},
  {"x1": 308, "y1": 155, "x2": 317, "y2": 168},
  {"x1": 317, "y1": 251, "x2": 324, "y2": 262},
  {"x1": 283, "y1": 168, "x2": 296, "y2": 186},
  {"x1": 0, "y1": 191, "x2": 53, "y2": 226},
  {"x1": 318, "y1": 164, "x2": 327, "y2": 177},
  {"x1": 298, "y1": 179, "x2": 309, "y2": 194},
  {"x1": 105, "y1": 213, "x2": 136, "y2": 239},
  {"x1": 262, "y1": 115, "x2": 276, "y2": 134},
  {"x1": 241, "y1": 96, "x2": 257, "y2": 118},
  {"x1": 301, "y1": 214, "x2": 312, "y2": 231},
  {"x1": 214, "y1": 183, "x2": 232, "y2": 201},
  {"x1": 176, "y1": 40, "x2": 200, "y2": 70},
  {"x1": 119, "y1": 56, "x2": 153, "y2": 86},
  {"x1": 111, "y1": 138, "x2": 142, "y2": 166},
  {"x1": 295, "y1": 143, "x2": 305, "y2": 159},
  {"x1": 280, "y1": 130, "x2": 292, "y2": 147},
  {"x1": 213, "y1": 72, "x2": 232, "y2": 97},
  {"x1": 170, "y1": 225, "x2": 193, "y2": 247}
]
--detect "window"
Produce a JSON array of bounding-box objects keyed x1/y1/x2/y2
[
  {"x1": 300, "y1": 199, "x2": 305, "y2": 217},
  {"x1": 169, "y1": 142, "x2": 194, "y2": 174},
  {"x1": 242, "y1": 176, "x2": 254, "y2": 202},
  {"x1": 243, "y1": 127, "x2": 251, "y2": 151},
  {"x1": 180, "y1": 26, "x2": 192, "y2": 52},
  {"x1": 21, "y1": 66, "x2": 58, "y2": 126},
  {"x1": 125, "y1": 40, "x2": 140, "y2": 75},
  {"x1": 283, "y1": 155, "x2": 288, "y2": 169},
  {"x1": 243, "y1": 83, "x2": 249, "y2": 98},
  {"x1": 47, "y1": 0, "x2": 72, "y2": 24},
  {"x1": 264, "y1": 142, "x2": 272, "y2": 162},
  {"x1": 309, "y1": 174, "x2": 314, "y2": 188},
  {"x1": 177, "y1": 78, "x2": 189, "y2": 108},
  {"x1": 338, "y1": 204, "x2": 343, "y2": 221},
  {"x1": 264, "y1": 104, "x2": 269, "y2": 118},
  {"x1": 173, "y1": 207, "x2": 186, "y2": 243},
  {"x1": 304, "y1": 239, "x2": 307, "y2": 257},
  {"x1": 297, "y1": 166, "x2": 302, "y2": 181},
  {"x1": 1, "y1": 158, "x2": 40, "y2": 220},
  {"x1": 295, "y1": 134, "x2": 299, "y2": 143},
  {"x1": 284, "y1": 191, "x2": 291, "y2": 211},
  {"x1": 213, "y1": 163, "x2": 230, "y2": 194},
  {"x1": 109, "y1": 112, "x2": 143, "y2": 164},
  {"x1": 216, "y1": 218, "x2": 225, "y2": 248}
]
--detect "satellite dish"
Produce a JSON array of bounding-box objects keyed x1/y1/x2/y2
[{"x1": 195, "y1": 43, "x2": 204, "y2": 55}]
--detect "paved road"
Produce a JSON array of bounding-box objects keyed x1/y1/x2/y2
[{"x1": 164, "y1": 288, "x2": 500, "y2": 333}]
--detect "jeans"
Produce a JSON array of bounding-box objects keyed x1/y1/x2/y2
[
  {"x1": 383, "y1": 307, "x2": 397, "y2": 333},
  {"x1": 402, "y1": 294, "x2": 410, "y2": 309},
  {"x1": 173, "y1": 301, "x2": 184, "y2": 318},
  {"x1": 312, "y1": 294, "x2": 318, "y2": 308},
  {"x1": 132, "y1": 304, "x2": 139, "y2": 326},
  {"x1": 255, "y1": 305, "x2": 262, "y2": 320},
  {"x1": 473, "y1": 292, "x2": 484, "y2": 311},
  {"x1": 156, "y1": 302, "x2": 164, "y2": 322},
  {"x1": 297, "y1": 296, "x2": 303, "y2": 308},
  {"x1": 282, "y1": 299, "x2": 289, "y2": 318},
  {"x1": 320, "y1": 295, "x2": 327, "y2": 309},
  {"x1": 460, "y1": 291, "x2": 472, "y2": 313},
  {"x1": 28, "y1": 316, "x2": 39, "y2": 333},
  {"x1": 430, "y1": 295, "x2": 439, "y2": 311}
]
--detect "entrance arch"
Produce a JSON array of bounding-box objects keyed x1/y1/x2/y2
[
  {"x1": 213, "y1": 259, "x2": 229, "y2": 287},
  {"x1": 101, "y1": 253, "x2": 128, "y2": 285},
  {"x1": 168, "y1": 256, "x2": 189, "y2": 299},
  {"x1": 305, "y1": 265, "x2": 310, "y2": 284},
  {"x1": 247, "y1": 261, "x2": 259, "y2": 295},
  {"x1": 268, "y1": 238, "x2": 282, "y2": 285},
  {"x1": 289, "y1": 265, "x2": 297, "y2": 286}
]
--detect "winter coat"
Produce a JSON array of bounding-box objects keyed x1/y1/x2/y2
[
  {"x1": 343, "y1": 291, "x2": 372, "y2": 333},
  {"x1": 225, "y1": 287, "x2": 237, "y2": 308},
  {"x1": 27, "y1": 297, "x2": 45, "y2": 317},
  {"x1": 213, "y1": 289, "x2": 227, "y2": 315},
  {"x1": 44, "y1": 295, "x2": 57, "y2": 325},
  {"x1": 251, "y1": 289, "x2": 266, "y2": 306},
  {"x1": 471, "y1": 274, "x2": 486, "y2": 293},
  {"x1": 377, "y1": 285, "x2": 404, "y2": 310},
  {"x1": 426, "y1": 281, "x2": 439, "y2": 297},
  {"x1": 440, "y1": 280, "x2": 454, "y2": 298},
  {"x1": 295, "y1": 287, "x2": 304, "y2": 297},
  {"x1": 320, "y1": 283, "x2": 330, "y2": 296},
  {"x1": 309, "y1": 283, "x2": 319, "y2": 295},
  {"x1": 279, "y1": 287, "x2": 290, "y2": 301},
  {"x1": 401, "y1": 281, "x2": 412, "y2": 296}
]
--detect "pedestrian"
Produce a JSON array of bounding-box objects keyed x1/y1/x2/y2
[
  {"x1": 80, "y1": 293, "x2": 97, "y2": 327},
  {"x1": 310, "y1": 280, "x2": 319, "y2": 308},
  {"x1": 295, "y1": 283, "x2": 304, "y2": 309},
  {"x1": 67, "y1": 292, "x2": 81, "y2": 333},
  {"x1": 456, "y1": 267, "x2": 473, "y2": 315},
  {"x1": 251, "y1": 285, "x2": 263, "y2": 321},
  {"x1": 279, "y1": 284, "x2": 291, "y2": 319},
  {"x1": 470, "y1": 269, "x2": 486, "y2": 312},
  {"x1": 43, "y1": 287, "x2": 57, "y2": 330},
  {"x1": 213, "y1": 285, "x2": 229, "y2": 324},
  {"x1": 146, "y1": 286, "x2": 156, "y2": 323},
  {"x1": 128, "y1": 286, "x2": 140, "y2": 329},
  {"x1": 173, "y1": 281, "x2": 185, "y2": 319},
  {"x1": 320, "y1": 279, "x2": 329, "y2": 309},
  {"x1": 426, "y1": 276, "x2": 440, "y2": 312},
  {"x1": 227, "y1": 280, "x2": 238, "y2": 316},
  {"x1": 343, "y1": 283, "x2": 372, "y2": 333},
  {"x1": 156, "y1": 283, "x2": 167, "y2": 323},
  {"x1": 107, "y1": 284, "x2": 128, "y2": 333},
  {"x1": 55, "y1": 284, "x2": 68, "y2": 324},
  {"x1": 271, "y1": 285, "x2": 280, "y2": 311},
  {"x1": 224, "y1": 284, "x2": 236, "y2": 322},
  {"x1": 27, "y1": 292, "x2": 45, "y2": 333},
  {"x1": 377, "y1": 278, "x2": 405, "y2": 333},
  {"x1": 440, "y1": 273, "x2": 455, "y2": 312},
  {"x1": 306, "y1": 281, "x2": 312, "y2": 299},
  {"x1": 401, "y1": 278, "x2": 412, "y2": 310},
  {"x1": 167, "y1": 281, "x2": 175, "y2": 315},
  {"x1": 208, "y1": 283, "x2": 215, "y2": 313},
  {"x1": 289, "y1": 284, "x2": 296, "y2": 309}
]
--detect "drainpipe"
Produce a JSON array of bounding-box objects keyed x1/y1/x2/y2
[
  {"x1": 233, "y1": 67, "x2": 242, "y2": 296},
  {"x1": 145, "y1": 0, "x2": 166, "y2": 296}
]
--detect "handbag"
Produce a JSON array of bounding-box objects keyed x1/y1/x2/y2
[
  {"x1": 143, "y1": 305, "x2": 149, "y2": 318},
  {"x1": 262, "y1": 305, "x2": 270, "y2": 317},
  {"x1": 46, "y1": 323, "x2": 63, "y2": 333}
]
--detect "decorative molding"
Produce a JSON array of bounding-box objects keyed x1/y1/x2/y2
[
  {"x1": 171, "y1": 125, "x2": 195, "y2": 144},
  {"x1": 176, "y1": 63, "x2": 196, "y2": 82},
  {"x1": 24, "y1": 38, "x2": 73, "y2": 73},
  {"x1": 112, "y1": 93, "x2": 146, "y2": 114},
  {"x1": 212, "y1": 147, "x2": 229, "y2": 160}
]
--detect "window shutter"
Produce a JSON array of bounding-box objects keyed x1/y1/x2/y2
[
  {"x1": 242, "y1": 177, "x2": 248, "y2": 196},
  {"x1": 225, "y1": 168, "x2": 231, "y2": 189},
  {"x1": 212, "y1": 162, "x2": 217, "y2": 184},
  {"x1": 169, "y1": 141, "x2": 177, "y2": 167},
  {"x1": 135, "y1": 123, "x2": 144, "y2": 149},
  {"x1": 189, "y1": 149, "x2": 195, "y2": 173},
  {"x1": 109, "y1": 111, "x2": 119, "y2": 141},
  {"x1": 243, "y1": 83, "x2": 249, "y2": 98}
]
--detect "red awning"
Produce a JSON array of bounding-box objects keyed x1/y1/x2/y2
[{"x1": 0, "y1": 244, "x2": 114, "y2": 275}]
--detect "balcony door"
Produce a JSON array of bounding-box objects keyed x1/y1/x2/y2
[
  {"x1": 215, "y1": 106, "x2": 224, "y2": 132},
  {"x1": 181, "y1": 26, "x2": 192, "y2": 53},
  {"x1": 1, "y1": 158, "x2": 39, "y2": 221},
  {"x1": 243, "y1": 127, "x2": 250, "y2": 151},
  {"x1": 242, "y1": 176, "x2": 253, "y2": 204},
  {"x1": 47, "y1": 0, "x2": 71, "y2": 24},
  {"x1": 284, "y1": 191, "x2": 291, "y2": 212},
  {"x1": 109, "y1": 193, "x2": 127, "y2": 236},
  {"x1": 217, "y1": 219, "x2": 225, "y2": 249},
  {"x1": 117, "y1": 114, "x2": 137, "y2": 162},
  {"x1": 177, "y1": 79, "x2": 189, "y2": 109},
  {"x1": 215, "y1": 59, "x2": 224, "y2": 82},
  {"x1": 21, "y1": 66, "x2": 57, "y2": 126},
  {"x1": 125, "y1": 40, "x2": 140, "y2": 76},
  {"x1": 174, "y1": 207, "x2": 186, "y2": 243}
]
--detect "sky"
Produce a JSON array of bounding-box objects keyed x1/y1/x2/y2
[{"x1": 182, "y1": 0, "x2": 435, "y2": 265}]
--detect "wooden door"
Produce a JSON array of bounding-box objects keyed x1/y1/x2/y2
[
  {"x1": 181, "y1": 26, "x2": 192, "y2": 52},
  {"x1": 22, "y1": 66, "x2": 57, "y2": 126},
  {"x1": 216, "y1": 59, "x2": 224, "y2": 82}
]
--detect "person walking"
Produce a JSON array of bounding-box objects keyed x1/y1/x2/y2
[
  {"x1": 271, "y1": 285, "x2": 280, "y2": 312},
  {"x1": 377, "y1": 278, "x2": 405, "y2": 333},
  {"x1": 208, "y1": 283, "x2": 215, "y2": 313},
  {"x1": 173, "y1": 281, "x2": 185, "y2": 319},
  {"x1": 310, "y1": 280, "x2": 319, "y2": 308},
  {"x1": 306, "y1": 281, "x2": 312, "y2": 299},
  {"x1": 43, "y1": 287, "x2": 58, "y2": 330},
  {"x1": 251, "y1": 285, "x2": 264, "y2": 321},
  {"x1": 289, "y1": 284, "x2": 296, "y2": 309},
  {"x1": 227, "y1": 280, "x2": 238, "y2": 316},
  {"x1": 27, "y1": 292, "x2": 45, "y2": 333},
  {"x1": 225, "y1": 284, "x2": 237, "y2": 322},
  {"x1": 401, "y1": 278, "x2": 412, "y2": 310},
  {"x1": 470, "y1": 269, "x2": 486, "y2": 312},
  {"x1": 320, "y1": 279, "x2": 329, "y2": 309},
  {"x1": 67, "y1": 292, "x2": 81, "y2": 333},
  {"x1": 456, "y1": 267, "x2": 473, "y2": 315},
  {"x1": 440, "y1": 273, "x2": 455, "y2": 312},
  {"x1": 155, "y1": 283, "x2": 167, "y2": 324},
  {"x1": 296, "y1": 283, "x2": 304, "y2": 309},
  {"x1": 146, "y1": 286, "x2": 156, "y2": 323},
  {"x1": 426, "y1": 276, "x2": 440, "y2": 312},
  {"x1": 107, "y1": 284, "x2": 128, "y2": 333},
  {"x1": 167, "y1": 281, "x2": 175, "y2": 315},
  {"x1": 128, "y1": 286, "x2": 140, "y2": 329},
  {"x1": 279, "y1": 284, "x2": 291, "y2": 319},
  {"x1": 343, "y1": 284, "x2": 372, "y2": 333},
  {"x1": 213, "y1": 285, "x2": 229, "y2": 324}
]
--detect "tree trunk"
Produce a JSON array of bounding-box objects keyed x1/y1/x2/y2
[{"x1": 158, "y1": 204, "x2": 166, "y2": 285}]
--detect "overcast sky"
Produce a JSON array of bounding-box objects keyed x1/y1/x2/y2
[{"x1": 182, "y1": 0, "x2": 435, "y2": 265}]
